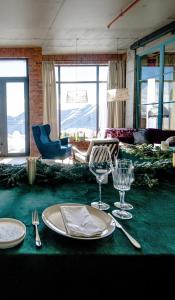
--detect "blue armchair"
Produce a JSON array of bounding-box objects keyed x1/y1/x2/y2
[{"x1": 32, "y1": 124, "x2": 72, "y2": 160}]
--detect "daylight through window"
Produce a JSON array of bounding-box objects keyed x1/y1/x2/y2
[{"x1": 55, "y1": 65, "x2": 108, "y2": 139}]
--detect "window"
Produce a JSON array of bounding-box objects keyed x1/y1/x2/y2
[
  {"x1": 0, "y1": 59, "x2": 28, "y2": 156},
  {"x1": 136, "y1": 36, "x2": 175, "y2": 130},
  {"x1": 55, "y1": 65, "x2": 108, "y2": 138},
  {"x1": 138, "y1": 52, "x2": 160, "y2": 128},
  {"x1": 0, "y1": 60, "x2": 27, "y2": 77}
]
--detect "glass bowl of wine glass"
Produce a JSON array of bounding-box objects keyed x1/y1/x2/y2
[{"x1": 89, "y1": 145, "x2": 112, "y2": 210}]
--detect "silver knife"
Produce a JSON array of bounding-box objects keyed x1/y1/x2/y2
[{"x1": 108, "y1": 213, "x2": 141, "y2": 249}]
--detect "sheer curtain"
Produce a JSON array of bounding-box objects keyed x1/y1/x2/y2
[
  {"x1": 107, "y1": 60, "x2": 126, "y2": 128},
  {"x1": 42, "y1": 61, "x2": 58, "y2": 140}
]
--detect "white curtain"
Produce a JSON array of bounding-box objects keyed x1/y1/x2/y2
[
  {"x1": 42, "y1": 61, "x2": 58, "y2": 140},
  {"x1": 107, "y1": 60, "x2": 126, "y2": 128}
]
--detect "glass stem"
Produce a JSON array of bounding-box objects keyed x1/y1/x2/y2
[
  {"x1": 119, "y1": 191, "x2": 125, "y2": 207},
  {"x1": 98, "y1": 181, "x2": 102, "y2": 207}
]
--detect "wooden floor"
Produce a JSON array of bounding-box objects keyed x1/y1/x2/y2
[{"x1": 0, "y1": 157, "x2": 73, "y2": 165}]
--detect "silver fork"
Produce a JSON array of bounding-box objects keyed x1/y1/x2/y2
[
  {"x1": 32, "y1": 210, "x2": 42, "y2": 247},
  {"x1": 108, "y1": 213, "x2": 141, "y2": 249}
]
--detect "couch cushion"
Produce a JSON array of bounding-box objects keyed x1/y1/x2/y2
[
  {"x1": 133, "y1": 130, "x2": 148, "y2": 144},
  {"x1": 105, "y1": 128, "x2": 136, "y2": 144},
  {"x1": 145, "y1": 128, "x2": 175, "y2": 144}
]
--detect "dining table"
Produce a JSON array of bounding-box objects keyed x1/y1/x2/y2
[{"x1": 0, "y1": 179, "x2": 175, "y2": 298}]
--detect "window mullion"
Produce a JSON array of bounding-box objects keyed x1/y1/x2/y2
[
  {"x1": 58, "y1": 66, "x2": 61, "y2": 137},
  {"x1": 158, "y1": 44, "x2": 164, "y2": 129},
  {"x1": 136, "y1": 55, "x2": 141, "y2": 128},
  {"x1": 96, "y1": 66, "x2": 99, "y2": 135}
]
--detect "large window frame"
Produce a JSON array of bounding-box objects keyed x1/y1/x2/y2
[
  {"x1": 55, "y1": 64, "x2": 108, "y2": 137},
  {"x1": 0, "y1": 58, "x2": 29, "y2": 157},
  {"x1": 136, "y1": 35, "x2": 175, "y2": 129}
]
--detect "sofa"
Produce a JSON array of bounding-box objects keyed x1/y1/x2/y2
[{"x1": 105, "y1": 128, "x2": 175, "y2": 146}]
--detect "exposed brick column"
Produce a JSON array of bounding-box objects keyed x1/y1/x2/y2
[{"x1": 28, "y1": 49, "x2": 43, "y2": 156}]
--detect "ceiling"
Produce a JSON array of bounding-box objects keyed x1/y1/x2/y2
[{"x1": 0, "y1": 0, "x2": 174, "y2": 54}]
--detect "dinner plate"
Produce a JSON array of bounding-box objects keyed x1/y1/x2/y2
[
  {"x1": 42, "y1": 203, "x2": 115, "y2": 240},
  {"x1": 0, "y1": 218, "x2": 26, "y2": 249}
]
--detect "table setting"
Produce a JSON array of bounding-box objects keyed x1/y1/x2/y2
[
  {"x1": 37, "y1": 146, "x2": 140, "y2": 246},
  {"x1": 42, "y1": 203, "x2": 115, "y2": 240},
  {"x1": 0, "y1": 151, "x2": 140, "y2": 250},
  {"x1": 0, "y1": 146, "x2": 147, "y2": 251},
  {"x1": 0, "y1": 146, "x2": 175, "y2": 280},
  {"x1": 0, "y1": 169, "x2": 175, "y2": 299},
  {"x1": 0, "y1": 147, "x2": 175, "y2": 298}
]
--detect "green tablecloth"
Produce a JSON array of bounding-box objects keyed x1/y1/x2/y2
[{"x1": 0, "y1": 181, "x2": 175, "y2": 296}]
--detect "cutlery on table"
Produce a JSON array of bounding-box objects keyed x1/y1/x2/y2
[
  {"x1": 108, "y1": 213, "x2": 141, "y2": 249},
  {"x1": 32, "y1": 210, "x2": 42, "y2": 247}
]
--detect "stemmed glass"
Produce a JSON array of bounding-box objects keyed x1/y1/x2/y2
[
  {"x1": 114, "y1": 159, "x2": 134, "y2": 210},
  {"x1": 112, "y1": 160, "x2": 134, "y2": 219},
  {"x1": 89, "y1": 145, "x2": 112, "y2": 210}
]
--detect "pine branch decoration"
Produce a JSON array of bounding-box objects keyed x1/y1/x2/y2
[
  {"x1": 0, "y1": 156, "x2": 174, "y2": 188},
  {"x1": 0, "y1": 164, "x2": 27, "y2": 187}
]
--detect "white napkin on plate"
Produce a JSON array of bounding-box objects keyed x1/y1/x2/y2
[{"x1": 60, "y1": 205, "x2": 105, "y2": 237}]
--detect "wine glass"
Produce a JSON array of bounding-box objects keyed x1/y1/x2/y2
[
  {"x1": 89, "y1": 145, "x2": 112, "y2": 210},
  {"x1": 114, "y1": 159, "x2": 134, "y2": 210},
  {"x1": 112, "y1": 161, "x2": 133, "y2": 219}
]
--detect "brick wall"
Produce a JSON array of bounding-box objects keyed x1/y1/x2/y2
[
  {"x1": 43, "y1": 53, "x2": 126, "y2": 64},
  {"x1": 0, "y1": 49, "x2": 126, "y2": 156}
]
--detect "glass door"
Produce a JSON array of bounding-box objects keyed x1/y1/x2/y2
[
  {"x1": 136, "y1": 36, "x2": 175, "y2": 129},
  {"x1": 0, "y1": 83, "x2": 5, "y2": 155},
  {"x1": 0, "y1": 79, "x2": 28, "y2": 156},
  {"x1": 163, "y1": 42, "x2": 175, "y2": 130},
  {"x1": 138, "y1": 51, "x2": 160, "y2": 128}
]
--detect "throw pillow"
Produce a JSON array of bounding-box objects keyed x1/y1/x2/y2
[
  {"x1": 133, "y1": 130, "x2": 148, "y2": 145},
  {"x1": 165, "y1": 136, "x2": 175, "y2": 146}
]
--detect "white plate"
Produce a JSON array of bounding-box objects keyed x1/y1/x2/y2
[
  {"x1": 0, "y1": 218, "x2": 26, "y2": 249},
  {"x1": 42, "y1": 203, "x2": 115, "y2": 240}
]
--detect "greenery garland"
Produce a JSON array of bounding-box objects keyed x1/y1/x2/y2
[
  {"x1": 0, "y1": 155, "x2": 174, "y2": 188},
  {"x1": 35, "y1": 161, "x2": 95, "y2": 185},
  {"x1": 119, "y1": 143, "x2": 174, "y2": 187},
  {"x1": 119, "y1": 143, "x2": 172, "y2": 160},
  {"x1": 133, "y1": 159, "x2": 172, "y2": 188},
  {"x1": 0, "y1": 164, "x2": 27, "y2": 187}
]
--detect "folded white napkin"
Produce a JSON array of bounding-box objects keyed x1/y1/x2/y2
[{"x1": 60, "y1": 205, "x2": 105, "y2": 237}]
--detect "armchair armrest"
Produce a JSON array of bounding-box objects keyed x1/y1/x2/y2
[
  {"x1": 72, "y1": 146, "x2": 87, "y2": 155},
  {"x1": 60, "y1": 137, "x2": 68, "y2": 146},
  {"x1": 72, "y1": 145, "x2": 89, "y2": 162}
]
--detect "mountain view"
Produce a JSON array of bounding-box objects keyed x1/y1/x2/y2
[
  {"x1": 7, "y1": 103, "x2": 96, "y2": 135},
  {"x1": 7, "y1": 113, "x2": 25, "y2": 134},
  {"x1": 7, "y1": 103, "x2": 96, "y2": 153},
  {"x1": 61, "y1": 104, "x2": 96, "y2": 135}
]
